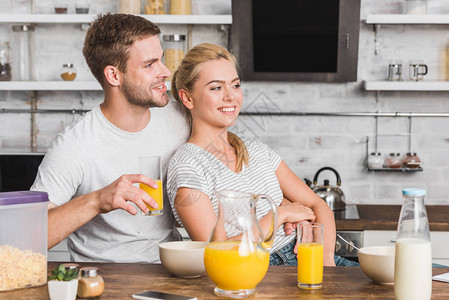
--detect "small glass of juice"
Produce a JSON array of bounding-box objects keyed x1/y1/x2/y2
[
  {"x1": 297, "y1": 222, "x2": 324, "y2": 289},
  {"x1": 139, "y1": 156, "x2": 163, "y2": 216}
]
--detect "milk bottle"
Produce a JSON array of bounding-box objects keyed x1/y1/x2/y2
[{"x1": 394, "y1": 188, "x2": 432, "y2": 300}]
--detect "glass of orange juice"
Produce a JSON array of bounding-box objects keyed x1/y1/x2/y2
[
  {"x1": 139, "y1": 156, "x2": 163, "y2": 216},
  {"x1": 297, "y1": 222, "x2": 323, "y2": 289}
]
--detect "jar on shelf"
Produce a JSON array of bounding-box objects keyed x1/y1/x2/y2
[
  {"x1": 0, "y1": 42, "x2": 12, "y2": 81},
  {"x1": 405, "y1": 0, "x2": 427, "y2": 15},
  {"x1": 60, "y1": 64, "x2": 77, "y2": 81},
  {"x1": 118, "y1": 0, "x2": 141, "y2": 14},
  {"x1": 385, "y1": 153, "x2": 402, "y2": 168},
  {"x1": 368, "y1": 152, "x2": 383, "y2": 169},
  {"x1": 402, "y1": 152, "x2": 421, "y2": 168},
  {"x1": 169, "y1": 0, "x2": 191, "y2": 15},
  {"x1": 12, "y1": 25, "x2": 35, "y2": 81},
  {"x1": 75, "y1": 0, "x2": 90, "y2": 14},
  {"x1": 163, "y1": 34, "x2": 186, "y2": 81},
  {"x1": 145, "y1": 0, "x2": 166, "y2": 14},
  {"x1": 77, "y1": 267, "x2": 105, "y2": 299},
  {"x1": 54, "y1": 0, "x2": 69, "y2": 14}
]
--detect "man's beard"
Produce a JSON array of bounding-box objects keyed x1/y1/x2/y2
[{"x1": 122, "y1": 76, "x2": 169, "y2": 109}]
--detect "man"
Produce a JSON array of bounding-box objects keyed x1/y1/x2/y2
[{"x1": 31, "y1": 13, "x2": 189, "y2": 263}]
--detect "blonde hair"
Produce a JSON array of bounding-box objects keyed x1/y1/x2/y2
[{"x1": 171, "y1": 43, "x2": 249, "y2": 170}]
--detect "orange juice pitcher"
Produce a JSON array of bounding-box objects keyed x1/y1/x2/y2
[{"x1": 204, "y1": 190, "x2": 278, "y2": 299}]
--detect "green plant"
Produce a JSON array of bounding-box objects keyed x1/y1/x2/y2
[{"x1": 48, "y1": 264, "x2": 79, "y2": 281}]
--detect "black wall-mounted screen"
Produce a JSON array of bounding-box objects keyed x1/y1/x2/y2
[{"x1": 231, "y1": 0, "x2": 361, "y2": 82}]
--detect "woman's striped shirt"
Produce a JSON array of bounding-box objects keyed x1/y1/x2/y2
[{"x1": 167, "y1": 139, "x2": 296, "y2": 253}]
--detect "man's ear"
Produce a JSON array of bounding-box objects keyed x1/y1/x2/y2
[
  {"x1": 179, "y1": 89, "x2": 194, "y2": 109},
  {"x1": 104, "y1": 65, "x2": 121, "y2": 86}
]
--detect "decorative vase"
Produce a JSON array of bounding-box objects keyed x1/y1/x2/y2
[{"x1": 48, "y1": 279, "x2": 78, "y2": 300}]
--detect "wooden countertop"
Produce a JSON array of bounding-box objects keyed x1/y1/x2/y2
[
  {"x1": 1, "y1": 262, "x2": 448, "y2": 299},
  {"x1": 336, "y1": 205, "x2": 449, "y2": 231}
]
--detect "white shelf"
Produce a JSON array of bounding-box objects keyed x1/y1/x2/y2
[
  {"x1": 0, "y1": 80, "x2": 173, "y2": 91},
  {"x1": 0, "y1": 81, "x2": 102, "y2": 91},
  {"x1": 0, "y1": 14, "x2": 232, "y2": 24},
  {"x1": 365, "y1": 14, "x2": 449, "y2": 24},
  {"x1": 363, "y1": 81, "x2": 449, "y2": 91}
]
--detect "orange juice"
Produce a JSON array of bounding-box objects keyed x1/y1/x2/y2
[
  {"x1": 139, "y1": 180, "x2": 163, "y2": 214},
  {"x1": 204, "y1": 241, "x2": 269, "y2": 291},
  {"x1": 297, "y1": 242, "x2": 323, "y2": 285}
]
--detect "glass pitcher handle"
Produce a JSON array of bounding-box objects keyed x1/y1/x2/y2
[{"x1": 253, "y1": 194, "x2": 278, "y2": 251}]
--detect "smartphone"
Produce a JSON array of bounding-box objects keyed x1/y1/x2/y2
[{"x1": 132, "y1": 291, "x2": 197, "y2": 300}]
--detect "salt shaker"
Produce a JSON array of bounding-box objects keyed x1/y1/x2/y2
[
  {"x1": 394, "y1": 188, "x2": 432, "y2": 300},
  {"x1": 385, "y1": 153, "x2": 402, "y2": 168},
  {"x1": 402, "y1": 152, "x2": 421, "y2": 168},
  {"x1": 77, "y1": 267, "x2": 105, "y2": 299},
  {"x1": 367, "y1": 152, "x2": 383, "y2": 169}
]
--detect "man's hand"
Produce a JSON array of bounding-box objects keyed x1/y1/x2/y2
[
  {"x1": 281, "y1": 197, "x2": 295, "y2": 235},
  {"x1": 293, "y1": 221, "x2": 313, "y2": 254},
  {"x1": 93, "y1": 174, "x2": 159, "y2": 215}
]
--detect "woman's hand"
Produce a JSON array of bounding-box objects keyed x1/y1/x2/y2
[{"x1": 278, "y1": 202, "x2": 316, "y2": 225}]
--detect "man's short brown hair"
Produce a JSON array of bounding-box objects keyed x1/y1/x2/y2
[{"x1": 83, "y1": 13, "x2": 161, "y2": 87}]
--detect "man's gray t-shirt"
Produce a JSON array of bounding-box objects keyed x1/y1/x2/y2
[{"x1": 31, "y1": 101, "x2": 189, "y2": 263}]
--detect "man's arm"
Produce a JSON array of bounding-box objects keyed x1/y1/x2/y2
[{"x1": 47, "y1": 174, "x2": 159, "y2": 249}]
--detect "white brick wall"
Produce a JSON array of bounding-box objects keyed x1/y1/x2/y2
[{"x1": 1, "y1": 0, "x2": 448, "y2": 204}]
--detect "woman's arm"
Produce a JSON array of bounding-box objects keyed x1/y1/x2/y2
[
  {"x1": 275, "y1": 161, "x2": 336, "y2": 266},
  {"x1": 173, "y1": 187, "x2": 218, "y2": 241},
  {"x1": 173, "y1": 187, "x2": 315, "y2": 244}
]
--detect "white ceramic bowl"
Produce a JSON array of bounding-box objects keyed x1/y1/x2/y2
[
  {"x1": 159, "y1": 241, "x2": 206, "y2": 278},
  {"x1": 358, "y1": 246, "x2": 395, "y2": 284}
]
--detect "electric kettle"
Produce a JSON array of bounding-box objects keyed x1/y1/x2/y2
[{"x1": 312, "y1": 167, "x2": 346, "y2": 211}]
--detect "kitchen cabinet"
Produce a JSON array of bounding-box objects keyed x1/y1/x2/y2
[
  {"x1": 364, "y1": 230, "x2": 449, "y2": 266},
  {"x1": 363, "y1": 14, "x2": 449, "y2": 92}
]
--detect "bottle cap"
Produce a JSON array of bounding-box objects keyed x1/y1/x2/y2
[
  {"x1": 12, "y1": 25, "x2": 35, "y2": 32},
  {"x1": 80, "y1": 266, "x2": 99, "y2": 277},
  {"x1": 402, "y1": 188, "x2": 426, "y2": 197},
  {"x1": 163, "y1": 34, "x2": 186, "y2": 41},
  {"x1": 62, "y1": 263, "x2": 80, "y2": 271}
]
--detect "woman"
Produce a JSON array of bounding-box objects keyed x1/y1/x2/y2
[{"x1": 166, "y1": 43, "x2": 337, "y2": 266}]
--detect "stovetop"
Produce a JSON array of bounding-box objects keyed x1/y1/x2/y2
[{"x1": 333, "y1": 204, "x2": 359, "y2": 220}]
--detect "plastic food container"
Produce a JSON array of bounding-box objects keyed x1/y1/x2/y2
[{"x1": 0, "y1": 191, "x2": 48, "y2": 292}]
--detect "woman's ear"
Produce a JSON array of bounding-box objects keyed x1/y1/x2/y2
[
  {"x1": 179, "y1": 89, "x2": 194, "y2": 109},
  {"x1": 103, "y1": 65, "x2": 121, "y2": 86}
]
